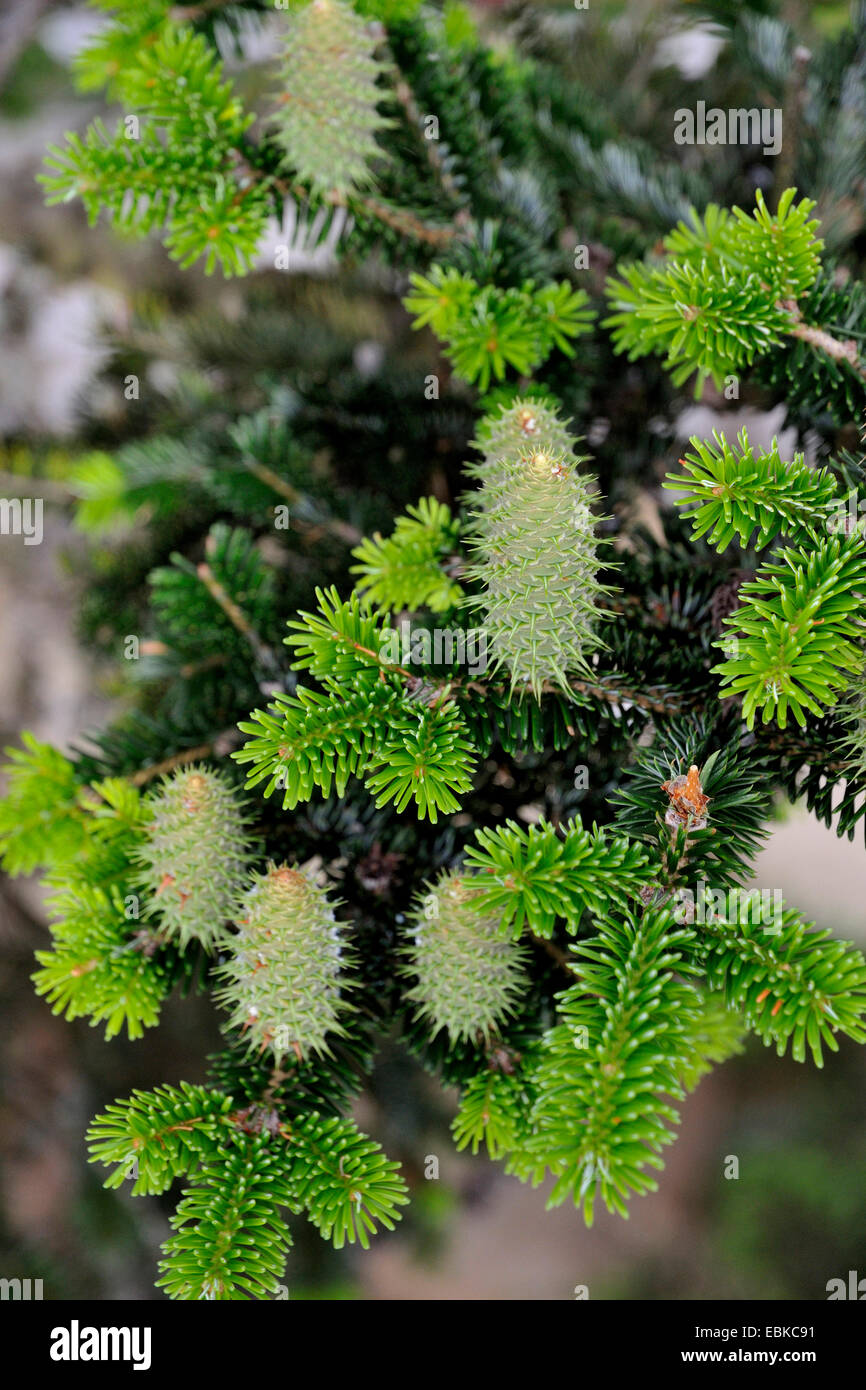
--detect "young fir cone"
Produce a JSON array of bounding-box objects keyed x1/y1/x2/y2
[
  {"x1": 215, "y1": 864, "x2": 353, "y2": 1064},
  {"x1": 468, "y1": 397, "x2": 578, "y2": 495},
  {"x1": 403, "y1": 870, "x2": 529, "y2": 1044},
  {"x1": 272, "y1": 0, "x2": 393, "y2": 199},
  {"x1": 134, "y1": 766, "x2": 252, "y2": 950},
  {"x1": 466, "y1": 437, "x2": 608, "y2": 699}
]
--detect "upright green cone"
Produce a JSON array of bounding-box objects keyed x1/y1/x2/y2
[
  {"x1": 215, "y1": 864, "x2": 353, "y2": 1063},
  {"x1": 469, "y1": 396, "x2": 578, "y2": 494},
  {"x1": 403, "y1": 870, "x2": 529, "y2": 1044},
  {"x1": 134, "y1": 766, "x2": 252, "y2": 950},
  {"x1": 272, "y1": 0, "x2": 393, "y2": 198},
  {"x1": 466, "y1": 403, "x2": 609, "y2": 698}
]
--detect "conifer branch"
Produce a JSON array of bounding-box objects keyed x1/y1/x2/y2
[
  {"x1": 12, "y1": 2, "x2": 866, "y2": 1297},
  {"x1": 240, "y1": 456, "x2": 363, "y2": 545},
  {"x1": 195, "y1": 561, "x2": 277, "y2": 674}
]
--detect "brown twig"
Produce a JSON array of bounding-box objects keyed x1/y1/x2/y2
[
  {"x1": 128, "y1": 731, "x2": 241, "y2": 787},
  {"x1": 780, "y1": 298, "x2": 866, "y2": 379},
  {"x1": 446, "y1": 667, "x2": 690, "y2": 717},
  {"x1": 333, "y1": 191, "x2": 459, "y2": 248},
  {"x1": 196, "y1": 558, "x2": 278, "y2": 676},
  {"x1": 530, "y1": 931, "x2": 576, "y2": 976},
  {"x1": 242, "y1": 457, "x2": 362, "y2": 545},
  {"x1": 264, "y1": 164, "x2": 461, "y2": 250}
]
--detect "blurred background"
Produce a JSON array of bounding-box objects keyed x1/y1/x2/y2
[{"x1": 1, "y1": 0, "x2": 865, "y2": 1299}]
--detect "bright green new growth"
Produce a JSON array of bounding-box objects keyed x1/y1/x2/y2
[
  {"x1": 235, "y1": 587, "x2": 477, "y2": 822},
  {"x1": 713, "y1": 535, "x2": 866, "y2": 729},
  {"x1": 41, "y1": 23, "x2": 269, "y2": 276},
  {"x1": 0, "y1": 733, "x2": 86, "y2": 874},
  {"x1": 403, "y1": 871, "x2": 530, "y2": 1042},
  {"x1": 159, "y1": 1137, "x2": 295, "y2": 1301},
  {"x1": 272, "y1": 0, "x2": 393, "y2": 198},
  {"x1": 88, "y1": 1082, "x2": 237, "y2": 1197},
  {"x1": 215, "y1": 864, "x2": 353, "y2": 1063},
  {"x1": 87, "y1": 1083, "x2": 409, "y2": 1297},
  {"x1": 26, "y1": 775, "x2": 171, "y2": 1042},
  {"x1": 464, "y1": 817, "x2": 650, "y2": 939},
  {"x1": 350, "y1": 497, "x2": 463, "y2": 612},
  {"x1": 604, "y1": 188, "x2": 827, "y2": 392},
  {"x1": 452, "y1": 1069, "x2": 533, "y2": 1159},
  {"x1": 665, "y1": 430, "x2": 840, "y2": 551},
  {"x1": 405, "y1": 268, "x2": 594, "y2": 389},
  {"x1": 33, "y1": 883, "x2": 171, "y2": 1042},
  {"x1": 527, "y1": 909, "x2": 705, "y2": 1222},
  {"x1": 466, "y1": 419, "x2": 608, "y2": 698},
  {"x1": 134, "y1": 766, "x2": 252, "y2": 949},
  {"x1": 695, "y1": 899, "x2": 866, "y2": 1066},
  {"x1": 663, "y1": 425, "x2": 866, "y2": 732}
]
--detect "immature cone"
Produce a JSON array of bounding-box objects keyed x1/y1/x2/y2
[
  {"x1": 215, "y1": 864, "x2": 352, "y2": 1063},
  {"x1": 272, "y1": 0, "x2": 392, "y2": 198},
  {"x1": 470, "y1": 396, "x2": 578, "y2": 493},
  {"x1": 135, "y1": 766, "x2": 251, "y2": 950},
  {"x1": 467, "y1": 422, "x2": 607, "y2": 698},
  {"x1": 403, "y1": 871, "x2": 529, "y2": 1044}
]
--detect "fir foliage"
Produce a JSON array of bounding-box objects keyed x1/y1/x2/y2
[
  {"x1": 527, "y1": 908, "x2": 704, "y2": 1222},
  {"x1": 405, "y1": 270, "x2": 594, "y2": 389},
  {"x1": 350, "y1": 498, "x2": 463, "y2": 613},
  {"x1": 33, "y1": 883, "x2": 172, "y2": 1041},
  {"x1": 87, "y1": 1080, "x2": 409, "y2": 1297},
  {"x1": 665, "y1": 430, "x2": 840, "y2": 551},
  {"x1": 696, "y1": 899, "x2": 866, "y2": 1067},
  {"x1": 42, "y1": 22, "x2": 269, "y2": 276},
  {"x1": 235, "y1": 587, "x2": 477, "y2": 821},
  {"x1": 452, "y1": 1066, "x2": 534, "y2": 1161},
  {"x1": 714, "y1": 536, "x2": 866, "y2": 730},
  {"x1": 604, "y1": 187, "x2": 865, "y2": 397},
  {"x1": 157, "y1": 1136, "x2": 296, "y2": 1300},
  {"x1": 0, "y1": 735, "x2": 86, "y2": 875},
  {"x1": 463, "y1": 818, "x2": 650, "y2": 939}
]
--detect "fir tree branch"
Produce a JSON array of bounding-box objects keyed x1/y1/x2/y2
[
  {"x1": 240, "y1": 456, "x2": 362, "y2": 545},
  {"x1": 785, "y1": 309, "x2": 864, "y2": 372},
  {"x1": 342, "y1": 191, "x2": 460, "y2": 247},
  {"x1": 196, "y1": 561, "x2": 278, "y2": 675}
]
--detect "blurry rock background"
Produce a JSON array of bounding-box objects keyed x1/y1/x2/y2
[{"x1": 0, "y1": 0, "x2": 864, "y2": 1300}]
